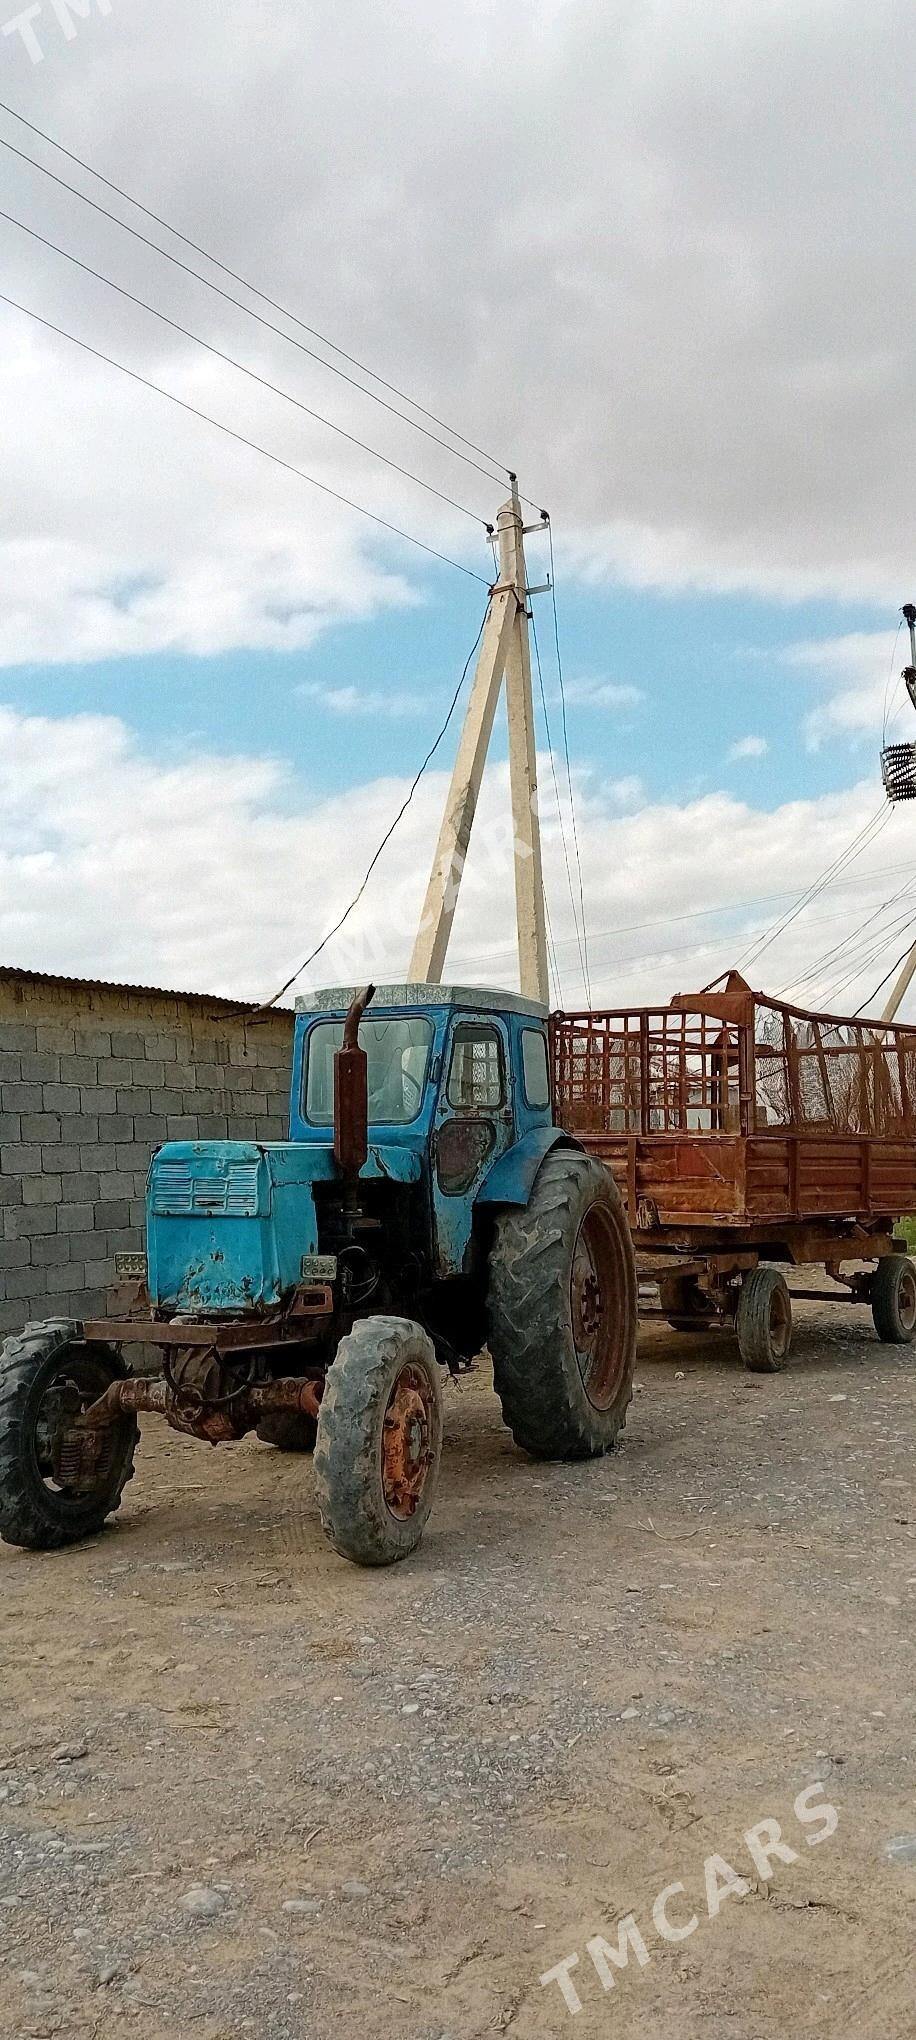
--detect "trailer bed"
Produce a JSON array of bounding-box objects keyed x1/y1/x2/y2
[
  {"x1": 552, "y1": 972, "x2": 916, "y2": 1236},
  {"x1": 550, "y1": 974, "x2": 916, "y2": 1362}
]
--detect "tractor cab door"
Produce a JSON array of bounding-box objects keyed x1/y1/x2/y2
[{"x1": 431, "y1": 1014, "x2": 514, "y2": 1275}]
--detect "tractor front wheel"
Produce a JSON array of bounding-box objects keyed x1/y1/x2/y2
[
  {"x1": 0, "y1": 1320, "x2": 138, "y2": 1551},
  {"x1": 487, "y1": 1151, "x2": 637, "y2": 1459},
  {"x1": 313, "y1": 1317, "x2": 443, "y2": 1566}
]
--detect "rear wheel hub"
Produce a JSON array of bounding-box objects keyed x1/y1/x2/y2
[{"x1": 571, "y1": 1204, "x2": 631, "y2": 1411}]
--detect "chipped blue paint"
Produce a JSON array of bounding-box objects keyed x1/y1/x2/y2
[
  {"x1": 477, "y1": 1126, "x2": 578, "y2": 1206},
  {"x1": 147, "y1": 1141, "x2": 321, "y2": 1315}
]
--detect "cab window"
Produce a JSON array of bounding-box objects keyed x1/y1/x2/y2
[
  {"x1": 521, "y1": 1027, "x2": 551, "y2": 1109},
  {"x1": 304, "y1": 1016, "x2": 433, "y2": 1126},
  {"x1": 446, "y1": 1024, "x2": 505, "y2": 1111}
]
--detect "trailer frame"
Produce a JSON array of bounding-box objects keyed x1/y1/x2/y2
[{"x1": 551, "y1": 972, "x2": 916, "y2": 1364}]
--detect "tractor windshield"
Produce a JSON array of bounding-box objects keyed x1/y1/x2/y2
[{"x1": 304, "y1": 1016, "x2": 434, "y2": 1127}]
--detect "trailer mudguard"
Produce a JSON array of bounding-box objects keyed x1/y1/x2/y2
[{"x1": 475, "y1": 1126, "x2": 582, "y2": 1209}]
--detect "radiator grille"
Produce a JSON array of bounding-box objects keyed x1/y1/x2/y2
[{"x1": 152, "y1": 1160, "x2": 261, "y2": 1217}]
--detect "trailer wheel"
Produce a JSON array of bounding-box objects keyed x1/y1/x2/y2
[
  {"x1": 256, "y1": 1413, "x2": 318, "y2": 1452},
  {"x1": 488, "y1": 1151, "x2": 637, "y2": 1459},
  {"x1": 736, "y1": 1268, "x2": 792, "y2": 1372},
  {"x1": 313, "y1": 1317, "x2": 442, "y2": 1566},
  {"x1": 0, "y1": 1320, "x2": 137, "y2": 1551},
  {"x1": 870, "y1": 1255, "x2": 916, "y2": 1344}
]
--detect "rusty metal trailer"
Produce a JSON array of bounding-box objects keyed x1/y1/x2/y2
[{"x1": 551, "y1": 971, "x2": 916, "y2": 1369}]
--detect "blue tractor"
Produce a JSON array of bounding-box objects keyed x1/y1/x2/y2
[{"x1": 0, "y1": 985, "x2": 637, "y2": 1566}]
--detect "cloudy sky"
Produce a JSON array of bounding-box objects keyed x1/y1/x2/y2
[{"x1": 1, "y1": 0, "x2": 915, "y2": 1013}]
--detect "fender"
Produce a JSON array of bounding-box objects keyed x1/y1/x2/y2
[{"x1": 475, "y1": 1125, "x2": 583, "y2": 1208}]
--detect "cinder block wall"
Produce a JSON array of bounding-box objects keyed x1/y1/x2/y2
[{"x1": 0, "y1": 971, "x2": 294, "y2": 1337}]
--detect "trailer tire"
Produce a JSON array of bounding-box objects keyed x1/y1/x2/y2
[
  {"x1": 256, "y1": 1413, "x2": 318, "y2": 1453},
  {"x1": 487, "y1": 1151, "x2": 637, "y2": 1459},
  {"x1": 0, "y1": 1321, "x2": 137, "y2": 1551},
  {"x1": 736, "y1": 1268, "x2": 792, "y2": 1372},
  {"x1": 870, "y1": 1255, "x2": 916, "y2": 1344},
  {"x1": 313, "y1": 1317, "x2": 442, "y2": 1566}
]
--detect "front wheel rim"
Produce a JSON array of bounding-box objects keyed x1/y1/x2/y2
[{"x1": 381, "y1": 1363, "x2": 436, "y2": 1520}]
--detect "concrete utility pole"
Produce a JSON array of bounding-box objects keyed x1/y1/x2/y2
[
  {"x1": 882, "y1": 604, "x2": 916, "y2": 1022},
  {"x1": 409, "y1": 482, "x2": 550, "y2": 1005}
]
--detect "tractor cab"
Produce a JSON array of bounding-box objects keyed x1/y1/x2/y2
[{"x1": 290, "y1": 983, "x2": 555, "y2": 1277}]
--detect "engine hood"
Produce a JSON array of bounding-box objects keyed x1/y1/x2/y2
[{"x1": 146, "y1": 1138, "x2": 421, "y2": 1315}]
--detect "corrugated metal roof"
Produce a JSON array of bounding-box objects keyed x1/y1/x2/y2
[{"x1": 0, "y1": 964, "x2": 294, "y2": 1018}]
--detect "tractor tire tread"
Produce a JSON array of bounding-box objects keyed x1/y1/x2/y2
[
  {"x1": 0, "y1": 1321, "x2": 136, "y2": 1552},
  {"x1": 313, "y1": 1316, "x2": 442, "y2": 1567},
  {"x1": 487, "y1": 1151, "x2": 637, "y2": 1461}
]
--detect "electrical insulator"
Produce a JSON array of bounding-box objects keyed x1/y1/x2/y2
[{"x1": 881, "y1": 604, "x2": 916, "y2": 801}]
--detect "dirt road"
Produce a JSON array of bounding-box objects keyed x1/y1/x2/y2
[{"x1": 1, "y1": 1300, "x2": 914, "y2": 2039}]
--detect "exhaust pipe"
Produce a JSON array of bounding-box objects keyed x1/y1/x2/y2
[{"x1": 333, "y1": 983, "x2": 375, "y2": 1179}]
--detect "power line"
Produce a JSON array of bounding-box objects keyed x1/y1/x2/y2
[
  {"x1": 544, "y1": 897, "x2": 565, "y2": 1008},
  {"x1": 881, "y1": 619, "x2": 904, "y2": 742},
  {"x1": 854, "y1": 921, "x2": 916, "y2": 1017},
  {"x1": 259, "y1": 606, "x2": 490, "y2": 1009},
  {"x1": 0, "y1": 207, "x2": 490, "y2": 531},
  {"x1": 735, "y1": 805, "x2": 890, "y2": 970},
  {"x1": 0, "y1": 127, "x2": 513, "y2": 499},
  {"x1": 547, "y1": 521, "x2": 591, "y2": 1003},
  {"x1": 0, "y1": 290, "x2": 490, "y2": 586},
  {"x1": 780, "y1": 870, "x2": 916, "y2": 1001},
  {"x1": 0, "y1": 99, "x2": 518, "y2": 487},
  {"x1": 822, "y1": 902, "x2": 916, "y2": 1008},
  {"x1": 818, "y1": 896, "x2": 916, "y2": 1005},
  {"x1": 734, "y1": 802, "x2": 892, "y2": 972},
  {"x1": 448, "y1": 854, "x2": 916, "y2": 977},
  {"x1": 531, "y1": 610, "x2": 588, "y2": 1000}
]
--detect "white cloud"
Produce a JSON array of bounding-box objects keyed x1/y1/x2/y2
[
  {"x1": 729, "y1": 734, "x2": 768, "y2": 760},
  {"x1": 605, "y1": 775, "x2": 644, "y2": 807},
  {"x1": 556, "y1": 676, "x2": 643, "y2": 710},
  {"x1": 1, "y1": 699, "x2": 908, "y2": 1018},
  {"x1": 785, "y1": 630, "x2": 909, "y2": 749},
  {"x1": 298, "y1": 681, "x2": 427, "y2": 718},
  {"x1": 1, "y1": 0, "x2": 915, "y2": 663}
]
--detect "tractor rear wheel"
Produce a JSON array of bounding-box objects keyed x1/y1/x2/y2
[
  {"x1": 870, "y1": 1255, "x2": 916, "y2": 1343},
  {"x1": 0, "y1": 1320, "x2": 137, "y2": 1551},
  {"x1": 313, "y1": 1317, "x2": 443, "y2": 1566},
  {"x1": 487, "y1": 1151, "x2": 637, "y2": 1459},
  {"x1": 256, "y1": 1413, "x2": 318, "y2": 1452}
]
